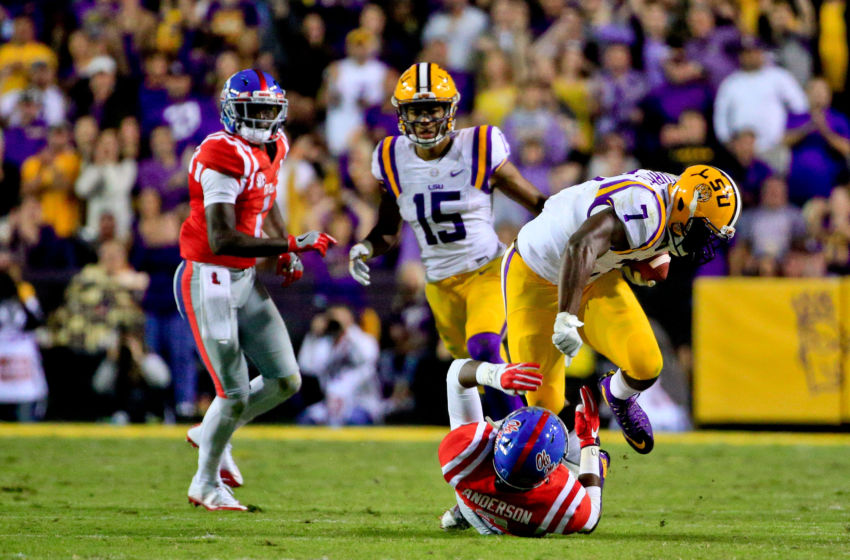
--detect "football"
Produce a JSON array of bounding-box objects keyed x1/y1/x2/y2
[{"x1": 626, "y1": 252, "x2": 671, "y2": 283}]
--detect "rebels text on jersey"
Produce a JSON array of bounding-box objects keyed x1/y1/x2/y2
[
  {"x1": 179, "y1": 131, "x2": 289, "y2": 269},
  {"x1": 439, "y1": 422, "x2": 592, "y2": 537}
]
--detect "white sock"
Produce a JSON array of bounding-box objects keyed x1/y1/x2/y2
[
  {"x1": 609, "y1": 369, "x2": 640, "y2": 400},
  {"x1": 235, "y1": 375, "x2": 299, "y2": 429},
  {"x1": 196, "y1": 395, "x2": 244, "y2": 485}
]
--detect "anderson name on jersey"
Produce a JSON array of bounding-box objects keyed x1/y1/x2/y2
[
  {"x1": 180, "y1": 131, "x2": 289, "y2": 269},
  {"x1": 439, "y1": 421, "x2": 594, "y2": 536},
  {"x1": 371, "y1": 126, "x2": 509, "y2": 282},
  {"x1": 517, "y1": 169, "x2": 678, "y2": 285}
]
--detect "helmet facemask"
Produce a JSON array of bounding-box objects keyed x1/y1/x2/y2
[
  {"x1": 394, "y1": 99, "x2": 455, "y2": 147},
  {"x1": 222, "y1": 97, "x2": 288, "y2": 144},
  {"x1": 669, "y1": 217, "x2": 728, "y2": 265}
]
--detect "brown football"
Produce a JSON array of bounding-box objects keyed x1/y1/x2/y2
[{"x1": 627, "y1": 252, "x2": 671, "y2": 282}]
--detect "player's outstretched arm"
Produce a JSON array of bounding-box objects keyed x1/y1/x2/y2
[
  {"x1": 574, "y1": 386, "x2": 605, "y2": 533},
  {"x1": 349, "y1": 189, "x2": 403, "y2": 286},
  {"x1": 552, "y1": 209, "x2": 624, "y2": 363},
  {"x1": 206, "y1": 203, "x2": 336, "y2": 258},
  {"x1": 446, "y1": 359, "x2": 542, "y2": 429},
  {"x1": 491, "y1": 161, "x2": 547, "y2": 215}
]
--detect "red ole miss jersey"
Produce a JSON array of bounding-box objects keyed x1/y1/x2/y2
[
  {"x1": 438, "y1": 422, "x2": 591, "y2": 536},
  {"x1": 179, "y1": 131, "x2": 289, "y2": 269}
]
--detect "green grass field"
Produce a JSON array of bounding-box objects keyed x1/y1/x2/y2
[{"x1": 0, "y1": 425, "x2": 848, "y2": 559}]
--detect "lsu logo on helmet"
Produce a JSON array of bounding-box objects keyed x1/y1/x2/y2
[
  {"x1": 392, "y1": 62, "x2": 459, "y2": 147},
  {"x1": 667, "y1": 165, "x2": 741, "y2": 263}
]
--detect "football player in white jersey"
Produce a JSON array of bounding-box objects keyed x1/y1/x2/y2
[
  {"x1": 502, "y1": 166, "x2": 740, "y2": 454},
  {"x1": 348, "y1": 62, "x2": 547, "y2": 418}
]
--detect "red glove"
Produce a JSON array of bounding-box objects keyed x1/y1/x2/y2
[
  {"x1": 276, "y1": 253, "x2": 303, "y2": 287},
  {"x1": 574, "y1": 385, "x2": 600, "y2": 448},
  {"x1": 287, "y1": 232, "x2": 337, "y2": 257}
]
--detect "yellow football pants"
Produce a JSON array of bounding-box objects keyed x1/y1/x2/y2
[
  {"x1": 501, "y1": 246, "x2": 662, "y2": 413},
  {"x1": 425, "y1": 257, "x2": 506, "y2": 359}
]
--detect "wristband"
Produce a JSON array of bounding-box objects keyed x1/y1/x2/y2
[
  {"x1": 579, "y1": 445, "x2": 600, "y2": 477},
  {"x1": 474, "y1": 362, "x2": 498, "y2": 388}
]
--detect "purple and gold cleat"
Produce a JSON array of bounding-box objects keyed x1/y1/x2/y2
[
  {"x1": 598, "y1": 450, "x2": 610, "y2": 490},
  {"x1": 599, "y1": 373, "x2": 654, "y2": 454}
]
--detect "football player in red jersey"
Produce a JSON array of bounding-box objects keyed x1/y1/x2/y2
[
  {"x1": 175, "y1": 69, "x2": 336, "y2": 511},
  {"x1": 438, "y1": 359, "x2": 609, "y2": 536}
]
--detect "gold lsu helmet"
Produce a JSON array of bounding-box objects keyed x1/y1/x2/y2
[
  {"x1": 667, "y1": 165, "x2": 741, "y2": 263},
  {"x1": 392, "y1": 62, "x2": 460, "y2": 147}
]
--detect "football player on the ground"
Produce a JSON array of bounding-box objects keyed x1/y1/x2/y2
[
  {"x1": 175, "y1": 69, "x2": 336, "y2": 511},
  {"x1": 501, "y1": 166, "x2": 740, "y2": 454},
  {"x1": 438, "y1": 359, "x2": 609, "y2": 536},
  {"x1": 348, "y1": 62, "x2": 547, "y2": 419}
]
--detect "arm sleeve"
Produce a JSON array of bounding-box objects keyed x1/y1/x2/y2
[
  {"x1": 446, "y1": 359, "x2": 484, "y2": 430},
  {"x1": 779, "y1": 69, "x2": 809, "y2": 113},
  {"x1": 580, "y1": 486, "x2": 602, "y2": 532},
  {"x1": 592, "y1": 185, "x2": 666, "y2": 252},
  {"x1": 200, "y1": 168, "x2": 243, "y2": 207},
  {"x1": 371, "y1": 141, "x2": 384, "y2": 183},
  {"x1": 490, "y1": 126, "x2": 511, "y2": 171}
]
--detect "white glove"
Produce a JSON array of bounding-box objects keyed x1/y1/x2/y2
[
  {"x1": 622, "y1": 265, "x2": 656, "y2": 287},
  {"x1": 348, "y1": 242, "x2": 373, "y2": 286},
  {"x1": 552, "y1": 312, "x2": 584, "y2": 365}
]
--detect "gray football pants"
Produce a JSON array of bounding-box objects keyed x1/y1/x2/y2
[{"x1": 173, "y1": 260, "x2": 299, "y2": 399}]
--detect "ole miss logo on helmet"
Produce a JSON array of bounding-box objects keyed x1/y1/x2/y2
[{"x1": 502, "y1": 419, "x2": 522, "y2": 434}]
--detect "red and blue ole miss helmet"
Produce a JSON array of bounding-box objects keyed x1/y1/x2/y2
[
  {"x1": 493, "y1": 406, "x2": 568, "y2": 490},
  {"x1": 220, "y1": 69, "x2": 288, "y2": 144}
]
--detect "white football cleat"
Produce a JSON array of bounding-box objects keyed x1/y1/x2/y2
[
  {"x1": 187, "y1": 477, "x2": 247, "y2": 511},
  {"x1": 440, "y1": 505, "x2": 471, "y2": 531},
  {"x1": 186, "y1": 425, "x2": 244, "y2": 488}
]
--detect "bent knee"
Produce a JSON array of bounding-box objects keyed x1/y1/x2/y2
[{"x1": 625, "y1": 346, "x2": 663, "y2": 382}]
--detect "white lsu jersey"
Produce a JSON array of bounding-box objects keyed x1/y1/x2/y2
[
  {"x1": 371, "y1": 126, "x2": 510, "y2": 282},
  {"x1": 517, "y1": 169, "x2": 678, "y2": 285}
]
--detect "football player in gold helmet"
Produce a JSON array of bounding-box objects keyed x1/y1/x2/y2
[
  {"x1": 348, "y1": 62, "x2": 548, "y2": 420},
  {"x1": 501, "y1": 165, "x2": 739, "y2": 454}
]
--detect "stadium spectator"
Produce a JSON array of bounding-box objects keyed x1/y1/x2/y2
[
  {"x1": 593, "y1": 41, "x2": 648, "y2": 147},
  {"x1": 0, "y1": 129, "x2": 21, "y2": 218},
  {"x1": 73, "y1": 115, "x2": 99, "y2": 165},
  {"x1": 586, "y1": 131, "x2": 639, "y2": 180},
  {"x1": 20, "y1": 122, "x2": 81, "y2": 238},
  {"x1": 502, "y1": 80, "x2": 571, "y2": 166},
  {"x1": 91, "y1": 323, "x2": 171, "y2": 424},
  {"x1": 136, "y1": 126, "x2": 188, "y2": 213},
  {"x1": 473, "y1": 50, "x2": 519, "y2": 127},
  {"x1": 321, "y1": 28, "x2": 388, "y2": 156},
  {"x1": 803, "y1": 184, "x2": 850, "y2": 274},
  {"x1": 479, "y1": 0, "x2": 533, "y2": 78},
  {"x1": 729, "y1": 175, "x2": 808, "y2": 276},
  {"x1": 784, "y1": 77, "x2": 850, "y2": 206},
  {"x1": 4, "y1": 196, "x2": 75, "y2": 273},
  {"x1": 297, "y1": 305, "x2": 382, "y2": 426},
  {"x1": 277, "y1": 12, "x2": 334, "y2": 99},
  {"x1": 0, "y1": 269, "x2": 47, "y2": 422},
  {"x1": 631, "y1": 0, "x2": 670, "y2": 91},
  {"x1": 130, "y1": 187, "x2": 196, "y2": 420},
  {"x1": 75, "y1": 129, "x2": 137, "y2": 242},
  {"x1": 757, "y1": 0, "x2": 815, "y2": 87},
  {"x1": 422, "y1": 0, "x2": 488, "y2": 74},
  {"x1": 551, "y1": 42, "x2": 594, "y2": 154},
  {"x1": 713, "y1": 37, "x2": 808, "y2": 170},
  {"x1": 722, "y1": 129, "x2": 774, "y2": 208},
  {"x1": 0, "y1": 15, "x2": 57, "y2": 94},
  {"x1": 684, "y1": 5, "x2": 740, "y2": 91},
  {"x1": 205, "y1": 0, "x2": 260, "y2": 49},
  {"x1": 363, "y1": 69, "x2": 402, "y2": 144},
  {"x1": 659, "y1": 110, "x2": 724, "y2": 172},
  {"x1": 69, "y1": 55, "x2": 139, "y2": 130},
  {"x1": 382, "y1": 0, "x2": 423, "y2": 72},
  {"x1": 0, "y1": 60, "x2": 66, "y2": 126},
  {"x1": 3, "y1": 88, "x2": 48, "y2": 167}
]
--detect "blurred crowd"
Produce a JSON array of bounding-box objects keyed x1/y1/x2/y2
[{"x1": 0, "y1": 0, "x2": 848, "y2": 424}]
